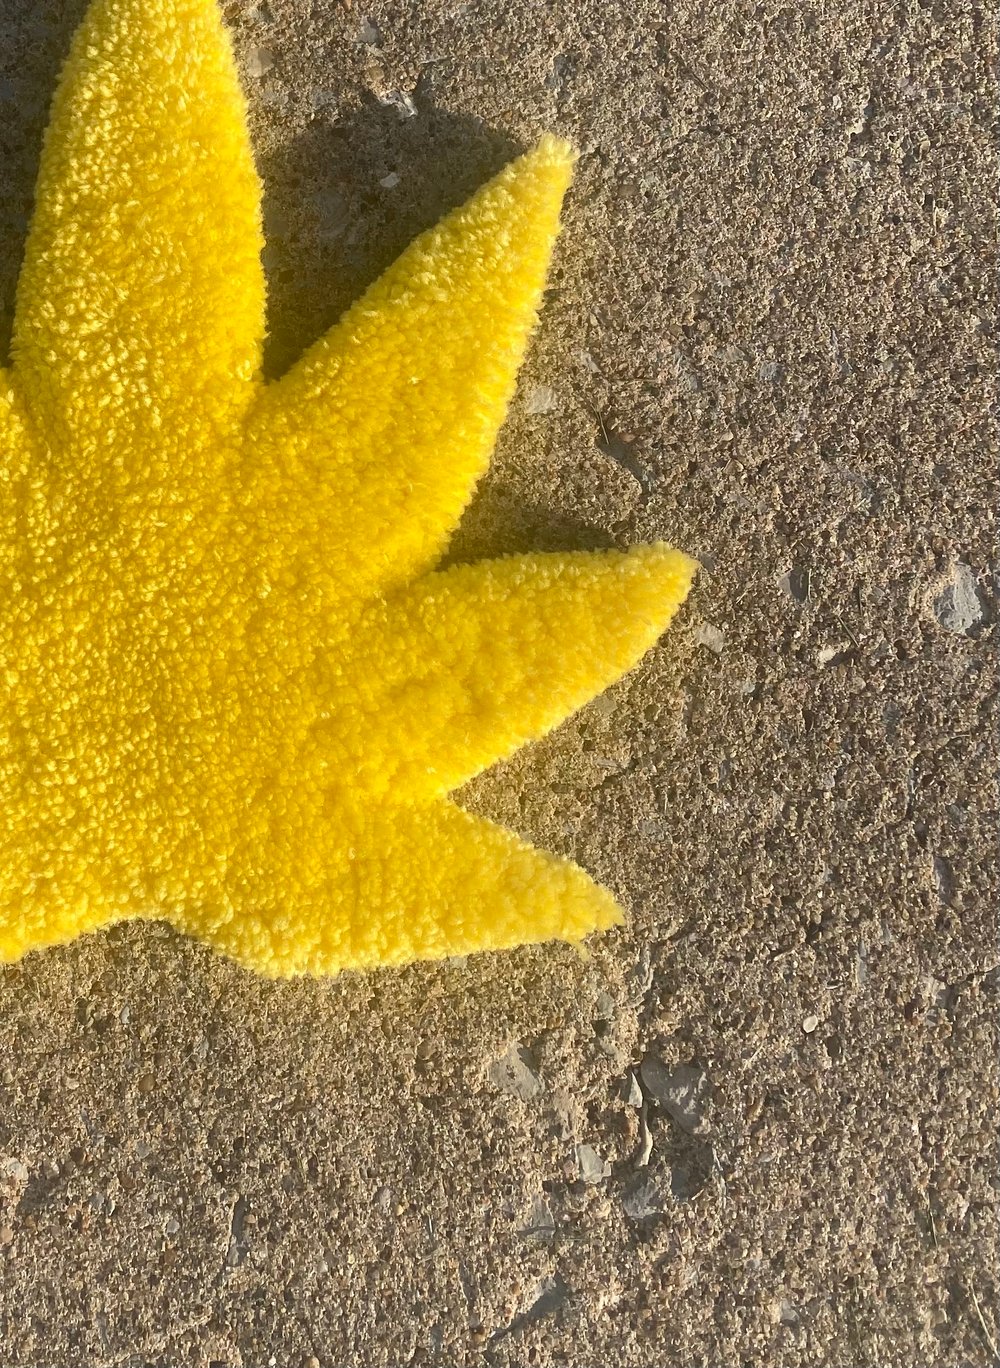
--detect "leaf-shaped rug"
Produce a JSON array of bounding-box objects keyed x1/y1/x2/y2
[{"x1": 0, "y1": 0, "x2": 697, "y2": 977}]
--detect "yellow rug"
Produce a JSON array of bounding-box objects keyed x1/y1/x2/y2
[{"x1": 0, "y1": 0, "x2": 696, "y2": 976}]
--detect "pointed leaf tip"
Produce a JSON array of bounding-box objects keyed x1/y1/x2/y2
[
  {"x1": 13, "y1": 0, "x2": 264, "y2": 455},
  {"x1": 174, "y1": 799, "x2": 624, "y2": 977},
  {"x1": 619, "y1": 542, "x2": 701, "y2": 621},
  {"x1": 523, "y1": 133, "x2": 579, "y2": 173},
  {"x1": 500, "y1": 134, "x2": 577, "y2": 213},
  {"x1": 245, "y1": 130, "x2": 581, "y2": 602},
  {"x1": 327, "y1": 542, "x2": 699, "y2": 800}
]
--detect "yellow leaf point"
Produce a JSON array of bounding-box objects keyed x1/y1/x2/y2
[
  {"x1": 326, "y1": 544, "x2": 699, "y2": 800},
  {"x1": 170, "y1": 800, "x2": 622, "y2": 979},
  {"x1": 242, "y1": 133, "x2": 577, "y2": 603},
  {"x1": 12, "y1": 0, "x2": 264, "y2": 462},
  {"x1": 0, "y1": 0, "x2": 698, "y2": 978}
]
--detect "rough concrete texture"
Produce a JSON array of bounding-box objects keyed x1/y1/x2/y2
[{"x1": 0, "y1": 0, "x2": 997, "y2": 1363}]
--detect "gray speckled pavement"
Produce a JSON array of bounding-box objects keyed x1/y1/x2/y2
[{"x1": 0, "y1": 1, "x2": 996, "y2": 1363}]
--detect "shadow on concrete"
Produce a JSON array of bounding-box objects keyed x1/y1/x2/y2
[
  {"x1": 255, "y1": 93, "x2": 520, "y2": 379},
  {"x1": 0, "y1": 0, "x2": 91, "y2": 361}
]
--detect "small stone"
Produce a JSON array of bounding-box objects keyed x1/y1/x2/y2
[
  {"x1": 854, "y1": 942, "x2": 869, "y2": 988},
  {"x1": 575, "y1": 1143, "x2": 609, "y2": 1185},
  {"x1": 356, "y1": 17, "x2": 381, "y2": 45},
  {"x1": 0, "y1": 1158, "x2": 28, "y2": 1184},
  {"x1": 639, "y1": 1058, "x2": 709, "y2": 1134},
  {"x1": 635, "y1": 1107, "x2": 654, "y2": 1168},
  {"x1": 922, "y1": 975, "x2": 951, "y2": 1009},
  {"x1": 165, "y1": 1216, "x2": 180, "y2": 1235},
  {"x1": 817, "y1": 641, "x2": 854, "y2": 667},
  {"x1": 932, "y1": 563, "x2": 985, "y2": 634},
  {"x1": 379, "y1": 89, "x2": 417, "y2": 119},
  {"x1": 777, "y1": 567, "x2": 810, "y2": 603},
  {"x1": 524, "y1": 383, "x2": 559, "y2": 415},
  {"x1": 522, "y1": 1195, "x2": 555, "y2": 1237},
  {"x1": 379, "y1": 172, "x2": 400, "y2": 190},
  {"x1": 695, "y1": 622, "x2": 724, "y2": 654},
  {"x1": 620, "y1": 1173, "x2": 665, "y2": 1219},
  {"x1": 624, "y1": 1071, "x2": 643, "y2": 1107},
  {"x1": 488, "y1": 1045, "x2": 543, "y2": 1101},
  {"x1": 0, "y1": 1226, "x2": 12, "y2": 1246},
  {"x1": 245, "y1": 47, "x2": 275, "y2": 79},
  {"x1": 137, "y1": 1072, "x2": 156, "y2": 1094},
  {"x1": 802, "y1": 1014, "x2": 820, "y2": 1034},
  {"x1": 776, "y1": 1297, "x2": 800, "y2": 1326}
]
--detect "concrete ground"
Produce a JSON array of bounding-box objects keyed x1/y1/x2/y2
[{"x1": 0, "y1": 0, "x2": 996, "y2": 1363}]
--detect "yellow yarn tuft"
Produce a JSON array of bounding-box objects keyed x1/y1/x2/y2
[{"x1": 0, "y1": 0, "x2": 697, "y2": 977}]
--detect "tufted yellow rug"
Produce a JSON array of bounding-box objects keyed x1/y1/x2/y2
[{"x1": 0, "y1": 0, "x2": 696, "y2": 976}]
